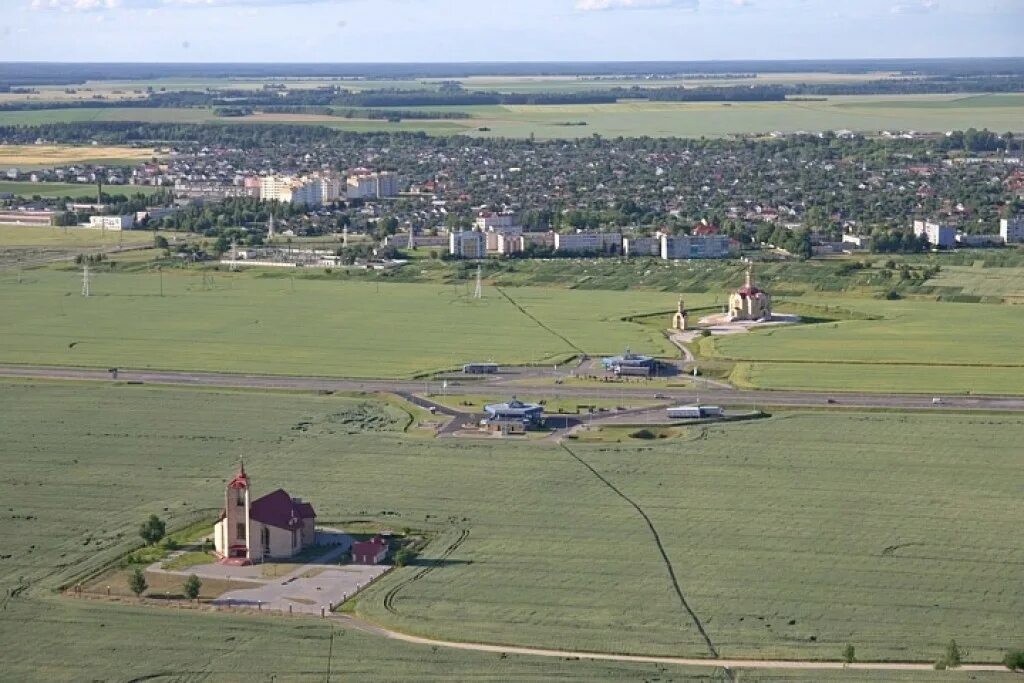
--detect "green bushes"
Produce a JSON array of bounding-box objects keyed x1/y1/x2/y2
[{"x1": 1004, "y1": 650, "x2": 1024, "y2": 671}]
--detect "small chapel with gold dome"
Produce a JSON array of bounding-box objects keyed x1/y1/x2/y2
[{"x1": 728, "y1": 264, "x2": 772, "y2": 321}]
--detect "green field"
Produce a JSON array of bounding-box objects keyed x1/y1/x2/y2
[
  {"x1": 0, "y1": 224, "x2": 159, "y2": 248},
  {"x1": 0, "y1": 381, "x2": 1021, "y2": 680},
  {"x1": 0, "y1": 268, "x2": 693, "y2": 376},
  {"x1": 704, "y1": 297, "x2": 1024, "y2": 394},
  {"x1": 0, "y1": 180, "x2": 163, "y2": 199},
  {"x1": 1, "y1": 93, "x2": 1021, "y2": 138}
]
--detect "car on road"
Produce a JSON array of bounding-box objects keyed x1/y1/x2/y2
[{"x1": 932, "y1": 397, "x2": 943, "y2": 405}]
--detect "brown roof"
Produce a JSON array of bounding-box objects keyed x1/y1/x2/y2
[{"x1": 249, "y1": 489, "x2": 316, "y2": 530}]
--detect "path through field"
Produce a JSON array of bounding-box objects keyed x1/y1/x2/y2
[{"x1": 337, "y1": 613, "x2": 1008, "y2": 674}]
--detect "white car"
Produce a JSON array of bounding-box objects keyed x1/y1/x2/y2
[{"x1": 932, "y1": 397, "x2": 943, "y2": 405}]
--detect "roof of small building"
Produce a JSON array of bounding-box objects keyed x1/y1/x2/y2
[
  {"x1": 484, "y1": 398, "x2": 543, "y2": 416},
  {"x1": 249, "y1": 489, "x2": 316, "y2": 530},
  {"x1": 352, "y1": 536, "x2": 388, "y2": 556}
]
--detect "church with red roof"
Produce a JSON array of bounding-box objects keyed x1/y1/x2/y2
[{"x1": 213, "y1": 464, "x2": 317, "y2": 564}]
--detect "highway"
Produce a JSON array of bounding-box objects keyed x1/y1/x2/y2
[{"x1": 3, "y1": 363, "x2": 1024, "y2": 412}]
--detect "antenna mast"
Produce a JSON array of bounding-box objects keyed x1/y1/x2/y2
[
  {"x1": 407, "y1": 225, "x2": 415, "y2": 250},
  {"x1": 81, "y1": 262, "x2": 91, "y2": 297}
]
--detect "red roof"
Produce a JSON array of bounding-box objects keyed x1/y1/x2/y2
[
  {"x1": 737, "y1": 286, "x2": 765, "y2": 297},
  {"x1": 227, "y1": 463, "x2": 249, "y2": 490},
  {"x1": 352, "y1": 536, "x2": 388, "y2": 563},
  {"x1": 249, "y1": 489, "x2": 316, "y2": 530}
]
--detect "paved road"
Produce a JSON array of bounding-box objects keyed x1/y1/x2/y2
[
  {"x1": 336, "y1": 614, "x2": 1007, "y2": 673},
  {"x1": 4, "y1": 363, "x2": 1024, "y2": 412}
]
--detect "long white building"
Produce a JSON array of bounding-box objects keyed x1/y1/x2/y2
[
  {"x1": 554, "y1": 231, "x2": 622, "y2": 254},
  {"x1": 260, "y1": 175, "x2": 324, "y2": 206},
  {"x1": 913, "y1": 219, "x2": 956, "y2": 248},
  {"x1": 660, "y1": 234, "x2": 732, "y2": 260}
]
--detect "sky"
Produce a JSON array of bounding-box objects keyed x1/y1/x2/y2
[{"x1": 1, "y1": 0, "x2": 1022, "y2": 63}]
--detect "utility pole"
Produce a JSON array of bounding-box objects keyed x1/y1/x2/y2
[
  {"x1": 81, "y1": 263, "x2": 91, "y2": 297},
  {"x1": 473, "y1": 265, "x2": 482, "y2": 299}
]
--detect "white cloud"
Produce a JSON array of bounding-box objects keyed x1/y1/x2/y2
[
  {"x1": 890, "y1": 0, "x2": 939, "y2": 14},
  {"x1": 31, "y1": 0, "x2": 342, "y2": 10},
  {"x1": 574, "y1": 0, "x2": 698, "y2": 11}
]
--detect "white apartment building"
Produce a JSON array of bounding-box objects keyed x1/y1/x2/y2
[
  {"x1": 474, "y1": 212, "x2": 521, "y2": 234},
  {"x1": 449, "y1": 230, "x2": 487, "y2": 259},
  {"x1": 913, "y1": 219, "x2": 956, "y2": 248},
  {"x1": 87, "y1": 215, "x2": 134, "y2": 230},
  {"x1": 553, "y1": 231, "x2": 622, "y2": 254},
  {"x1": 346, "y1": 172, "x2": 400, "y2": 200},
  {"x1": 260, "y1": 175, "x2": 324, "y2": 207},
  {"x1": 623, "y1": 236, "x2": 660, "y2": 257},
  {"x1": 1000, "y1": 217, "x2": 1024, "y2": 244},
  {"x1": 660, "y1": 234, "x2": 732, "y2": 260}
]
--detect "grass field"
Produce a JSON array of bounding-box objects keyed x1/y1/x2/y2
[
  {"x1": 0, "y1": 269, "x2": 691, "y2": 376},
  {"x1": 0, "y1": 94, "x2": 1021, "y2": 138},
  {"x1": 0, "y1": 180, "x2": 164, "y2": 199},
  {"x1": 703, "y1": 297, "x2": 1024, "y2": 394},
  {"x1": 0, "y1": 381, "x2": 1021, "y2": 679},
  {"x1": 0, "y1": 224, "x2": 159, "y2": 248},
  {"x1": 0, "y1": 144, "x2": 159, "y2": 168},
  {"x1": 923, "y1": 264, "x2": 1024, "y2": 302}
]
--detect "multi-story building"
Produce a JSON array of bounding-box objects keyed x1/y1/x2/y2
[
  {"x1": 87, "y1": 215, "x2": 135, "y2": 230},
  {"x1": 1000, "y1": 217, "x2": 1024, "y2": 244},
  {"x1": 623, "y1": 236, "x2": 660, "y2": 257},
  {"x1": 346, "y1": 171, "x2": 400, "y2": 200},
  {"x1": 449, "y1": 229, "x2": 487, "y2": 259},
  {"x1": 260, "y1": 176, "x2": 324, "y2": 207},
  {"x1": 475, "y1": 212, "x2": 521, "y2": 234},
  {"x1": 554, "y1": 231, "x2": 622, "y2": 254},
  {"x1": 660, "y1": 234, "x2": 732, "y2": 260},
  {"x1": 913, "y1": 219, "x2": 956, "y2": 248}
]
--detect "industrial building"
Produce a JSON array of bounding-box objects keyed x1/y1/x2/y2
[
  {"x1": 623, "y1": 236, "x2": 660, "y2": 257},
  {"x1": 667, "y1": 405, "x2": 724, "y2": 419},
  {"x1": 601, "y1": 349, "x2": 656, "y2": 377},
  {"x1": 481, "y1": 398, "x2": 544, "y2": 433}
]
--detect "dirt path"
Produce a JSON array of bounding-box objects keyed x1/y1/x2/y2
[{"x1": 335, "y1": 614, "x2": 1007, "y2": 673}]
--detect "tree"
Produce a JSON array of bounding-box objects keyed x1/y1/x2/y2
[
  {"x1": 153, "y1": 235, "x2": 169, "y2": 249},
  {"x1": 183, "y1": 574, "x2": 202, "y2": 601},
  {"x1": 139, "y1": 514, "x2": 166, "y2": 545},
  {"x1": 1004, "y1": 650, "x2": 1024, "y2": 671},
  {"x1": 842, "y1": 644, "x2": 856, "y2": 665},
  {"x1": 394, "y1": 547, "x2": 418, "y2": 567},
  {"x1": 944, "y1": 639, "x2": 963, "y2": 668},
  {"x1": 128, "y1": 567, "x2": 148, "y2": 597}
]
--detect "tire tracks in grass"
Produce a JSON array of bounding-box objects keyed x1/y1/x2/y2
[
  {"x1": 494, "y1": 286, "x2": 584, "y2": 356},
  {"x1": 381, "y1": 528, "x2": 470, "y2": 617},
  {"x1": 557, "y1": 442, "x2": 734, "y2": 682}
]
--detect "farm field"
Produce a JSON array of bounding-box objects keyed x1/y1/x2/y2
[
  {"x1": 1, "y1": 94, "x2": 1021, "y2": 138},
  {"x1": 0, "y1": 180, "x2": 163, "y2": 199},
  {"x1": 0, "y1": 144, "x2": 160, "y2": 168},
  {"x1": 0, "y1": 381, "x2": 1021, "y2": 677},
  {"x1": 0, "y1": 224, "x2": 158, "y2": 248},
  {"x1": 703, "y1": 296, "x2": 1024, "y2": 394},
  {"x1": 0, "y1": 269, "x2": 693, "y2": 376},
  {"x1": 923, "y1": 264, "x2": 1024, "y2": 302}
]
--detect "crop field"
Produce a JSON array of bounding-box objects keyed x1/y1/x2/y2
[
  {"x1": 923, "y1": 264, "x2": 1024, "y2": 302},
  {"x1": 0, "y1": 224, "x2": 158, "y2": 248},
  {"x1": 0, "y1": 144, "x2": 160, "y2": 168},
  {"x1": 1, "y1": 93, "x2": 1021, "y2": 139},
  {"x1": 703, "y1": 296, "x2": 1024, "y2": 394},
  {"x1": 0, "y1": 381, "x2": 1021, "y2": 680},
  {"x1": 0, "y1": 180, "x2": 163, "y2": 199},
  {"x1": 0, "y1": 268, "x2": 695, "y2": 376}
]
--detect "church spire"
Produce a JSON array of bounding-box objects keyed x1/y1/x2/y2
[{"x1": 745, "y1": 263, "x2": 753, "y2": 289}]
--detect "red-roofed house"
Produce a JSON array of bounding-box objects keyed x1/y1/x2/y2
[
  {"x1": 213, "y1": 464, "x2": 317, "y2": 564},
  {"x1": 351, "y1": 536, "x2": 389, "y2": 565},
  {"x1": 727, "y1": 264, "x2": 772, "y2": 321}
]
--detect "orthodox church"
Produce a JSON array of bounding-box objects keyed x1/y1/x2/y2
[
  {"x1": 728, "y1": 264, "x2": 772, "y2": 321},
  {"x1": 213, "y1": 464, "x2": 317, "y2": 564}
]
